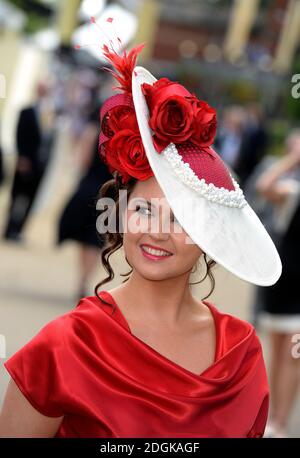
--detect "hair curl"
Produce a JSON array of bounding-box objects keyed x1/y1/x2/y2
[{"x1": 94, "y1": 175, "x2": 217, "y2": 309}]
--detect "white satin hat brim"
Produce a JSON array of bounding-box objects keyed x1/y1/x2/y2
[{"x1": 132, "y1": 66, "x2": 282, "y2": 286}]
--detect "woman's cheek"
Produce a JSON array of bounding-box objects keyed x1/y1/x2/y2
[{"x1": 185, "y1": 233, "x2": 195, "y2": 245}]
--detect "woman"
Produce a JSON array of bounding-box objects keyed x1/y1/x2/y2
[
  {"x1": 0, "y1": 40, "x2": 282, "y2": 438},
  {"x1": 255, "y1": 132, "x2": 300, "y2": 437}
]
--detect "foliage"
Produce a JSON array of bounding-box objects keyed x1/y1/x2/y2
[
  {"x1": 284, "y1": 55, "x2": 300, "y2": 121},
  {"x1": 8, "y1": 0, "x2": 54, "y2": 33}
]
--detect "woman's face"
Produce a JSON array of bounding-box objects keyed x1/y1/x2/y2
[{"x1": 122, "y1": 176, "x2": 203, "y2": 281}]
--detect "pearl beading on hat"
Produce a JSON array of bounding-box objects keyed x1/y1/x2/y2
[{"x1": 163, "y1": 143, "x2": 247, "y2": 208}]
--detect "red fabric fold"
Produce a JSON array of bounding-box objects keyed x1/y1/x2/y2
[{"x1": 4, "y1": 292, "x2": 269, "y2": 438}]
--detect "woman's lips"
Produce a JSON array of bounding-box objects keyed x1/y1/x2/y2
[{"x1": 140, "y1": 246, "x2": 173, "y2": 261}]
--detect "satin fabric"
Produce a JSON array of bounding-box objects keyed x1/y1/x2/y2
[{"x1": 4, "y1": 291, "x2": 269, "y2": 438}]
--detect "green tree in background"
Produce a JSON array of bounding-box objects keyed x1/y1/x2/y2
[
  {"x1": 285, "y1": 54, "x2": 300, "y2": 121},
  {"x1": 8, "y1": 0, "x2": 55, "y2": 33}
]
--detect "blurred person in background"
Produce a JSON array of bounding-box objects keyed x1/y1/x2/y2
[
  {"x1": 0, "y1": 128, "x2": 4, "y2": 187},
  {"x1": 57, "y1": 98, "x2": 113, "y2": 300},
  {"x1": 234, "y1": 103, "x2": 268, "y2": 188},
  {"x1": 242, "y1": 132, "x2": 300, "y2": 329},
  {"x1": 255, "y1": 131, "x2": 300, "y2": 437},
  {"x1": 214, "y1": 105, "x2": 246, "y2": 171},
  {"x1": 2, "y1": 82, "x2": 56, "y2": 242},
  {"x1": 66, "y1": 69, "x2": 100, "y2": 144}
]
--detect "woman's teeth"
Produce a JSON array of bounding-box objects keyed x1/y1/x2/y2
[{"x1": 141, "y1": 246, "x2": 171, "y2": 257}]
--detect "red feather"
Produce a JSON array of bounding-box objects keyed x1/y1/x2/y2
[{"x1": 102, "y1": 43, "x2": 145, "y2": 94}]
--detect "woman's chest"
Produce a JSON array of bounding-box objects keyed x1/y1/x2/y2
[{"x1": 128, "y1": 320, "x2": 216, "y2": 376}]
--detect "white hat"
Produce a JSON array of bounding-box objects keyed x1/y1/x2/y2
[{"x1": 98, "y1": 42, "x2": 282, "y2": 287}]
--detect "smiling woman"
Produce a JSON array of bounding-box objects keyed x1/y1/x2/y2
[
  {"x1": 0, "y1": 35, "x2": 279, "y2": 438},
  {"x1": 95, "y1": 174, "x2": 217, "y2": 300}
]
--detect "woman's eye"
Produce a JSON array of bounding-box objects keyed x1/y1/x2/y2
[
  {"x1": 135, "y1": 205, "x2": 179, "y2": 223},
  {"x1": 135, "y1": 205, "x2": 151, "y2": 216}
]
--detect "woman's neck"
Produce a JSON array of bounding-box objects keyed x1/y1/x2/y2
[{"x1": 109, "y1": 270, "x2": 200, "y2": 328}]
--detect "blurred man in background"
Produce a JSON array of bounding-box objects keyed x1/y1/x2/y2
[
  {"x1": 2, "y1": 82, "x2": 56, "y2": 241},
  {"x1": 0, "y1": 133, "x2": 4, "y2": 188},
  {"x1": 234, "y1": 103, "x2": 269, "y2": 188},
  {"x1": 215, "y1": 105, "x2": 246, "y2": 171}
]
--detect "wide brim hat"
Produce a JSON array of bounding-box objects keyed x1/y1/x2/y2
[
  {"x1": 91, "y1": 25, "x2": 282, "y2": 288},
  {"x1": 131, "y1": 66, "x2": 282, "y2": 287}
]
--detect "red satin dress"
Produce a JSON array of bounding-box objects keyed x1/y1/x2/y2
[{"x1": 4, "y1": 291, "x2": 269, "y2": 438}]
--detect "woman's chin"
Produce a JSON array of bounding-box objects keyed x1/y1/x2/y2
[{"x1": 133, "y1": 264, "x2": 172, "y2": 278}]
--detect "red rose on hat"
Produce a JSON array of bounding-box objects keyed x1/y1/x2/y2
[
  {"x1": 100, "y1": 100, "x2": 154, "y2": 184},
  {"x1": 107, "y1": 128, "x2": 154, "y2": 183},
  {"x1": 142, "y1": 78, "x2": 194, "y2": 152},
  {"x1": 107, "y1": 105, "x2": 138, "y2": 133},
  {"x1": 191, "y1": 99, "x2": 217, "y2": 147},
  {"x1": 142, "y1": 78, "x2": 217, "y2": 152},
  {"x1": 142, "y1": 78, "x2": 191, "y2": 110}
]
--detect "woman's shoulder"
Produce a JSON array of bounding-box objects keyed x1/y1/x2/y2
[
  {"x1": 203, "y1": 302, "x2": 265, "y2": 369},
  {"x1": 49, "y1": 295, "x2": 109, "y2": 330},
  {"x1": 3, "y1": 297, "x2": 105, "y2": 419},
  {"x1": 20, "y1": 295, "x2": 109, "y2": 346},
  {"x1": 203, "y1": 300, "x2": 259, "y2": 347},
  {"x1": 5, "y1": 295, "x2": 109, "y2": 369},
  {"x1": 204, "y1": 299, "x2": 254, "y2": 328}
]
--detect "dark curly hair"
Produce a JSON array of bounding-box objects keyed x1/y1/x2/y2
[{"x1": 94, "y1": 174, "x2": 217, "y2": 310}]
